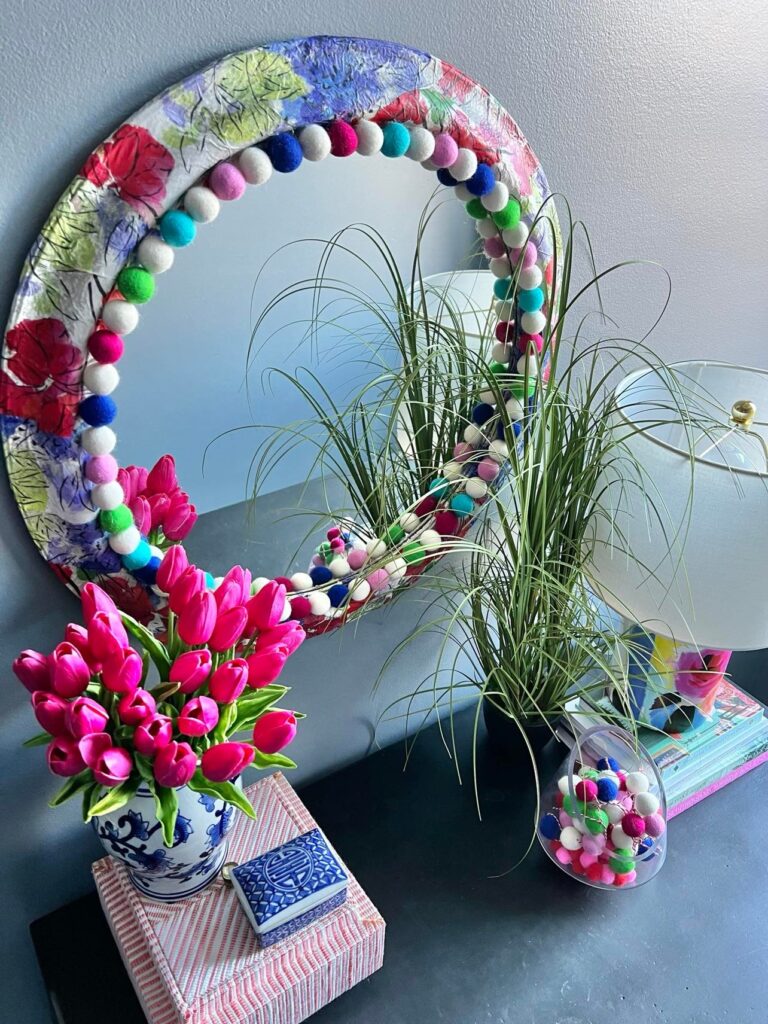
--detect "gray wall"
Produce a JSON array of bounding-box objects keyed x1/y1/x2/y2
[{"x1": 2, "y1": 1, "x2": 767, "y2": 1019}]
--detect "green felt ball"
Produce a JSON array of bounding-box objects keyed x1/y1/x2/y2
[
  {"x1": 609, "y1": 852, "x2": 635, "y2": 874},
  {"x1": 489, "y1": 361, "x2": 509, "y2": 376},
  {"x1": 99, "y1": 504, "x2": 133, "y2": 534},
  {"x1": 562, "y1": 794, "x2": 588, "y2": 817},
  {"x1": 402, "y1": 540, "x2": 426, "y2": 565},
  {"x1": 319, "y1": 540, "x2": 332, "y2": 558},
  {"x1": 117, "y1": 267, "x2": 155, "y2": 304},
  {"x1": 384, "y1": 523, "x2": 406, "y2": 546},
  {"x1": 381, "y1": 121, "x2": 411, "y2": 158},
  {"x1": 508, "y1": 377, "x2": 537, "y2": 399},
  {"x1": 492, "y1": 198, "x2": 522, "y2": 230},
  {"x1": 584, "y1": 808, "x2": 609, "y2": 834},
  {"x1": 465, "y1": 198, "x2": 488, "y2": 220},
  {"x1": 579, "y1": 768, "x2": 600, "y2": 780}
]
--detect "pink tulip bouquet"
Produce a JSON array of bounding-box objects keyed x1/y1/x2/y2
[
  {"x1": 14, "y1": 547, "x2": 304, "y2": 845},
  {"x1": 118, "y1": 453, "x2": 197, "y2": 547}
]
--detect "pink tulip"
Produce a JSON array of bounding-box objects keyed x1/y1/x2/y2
[
  {"x1": 177, "y1": 696, "x2": 219, "y2": 737},
  {"x1": 79, "y1": 731, "x2": 111, "y2": 767},
  {"x1": 101, "y1": 647, "x2": 143, "y2": 694},
  {"x1": 81, "y1": 582, "x2": 119, "y2": 624},
  {"x1": 13, "y1": 649, "x2": 51, "y2": 693},
  {"x1": 164, "y1": 499, "x2": 197, "y2": 541},
  {"x1": 47, "y1": 736, "x2": 86, "y2": 777},
  {"x1": 129, "y1": 495, "x2": 151, "y2": 535},
  {"x1": 246, "y1": 644, "x2": 289, "y2": 688},
  {"x1": 153, "y1": 740, "x2": 197, "y2": 788},
  {"x1": 78, "y1": 732, "x2": 133, "y2": 788},
  {"x1": 32, "y1": 691, "x2": 69, "y2": 735},
  {"x1": 64, "y1": 623, "x2": 95, "y2": 668},
  {"x1": 256, "y1": 620, "x2": 306, "y2": 656},
  {"x1": 134, "y1": 715, "x2": 173, "y2": 756},
  {"x1": 209, "y1": 605, "x2": 248, "y2": 652},
  {"x1": 117, "y1": 688, "x2": 156, "y2": 726},
  {"x1": 50, "y1": 642, "x2": 90, "y2": 698},
  {"x1": 169, "y1": 566, "x2": 206, "y2": 615},
  {"x1": 65, "y1": 696, "x2": 110, "y2": 739},
  {"x1": 252, "y1": 710, "x2": 297, "y2": 753},
  {"x1": 117, "y1": 465, "x2": 148, "y2": 506},
  {"x1": 201, "y1": 742, "x2": 255, "y2": 782},
  {"x1": 245, "y1": 581, "x2": 287, "y2": 634},
  {"x1": 215, "y1": 566, "x2": 252, "y2": 611},
  {"x1": 148, "y1": 492, "x2": 172, "y2": 529},
  {"x1": 169, "y1": 649, "x2": 212, "y2": 694},
  {"x1": 88, "y1": 611, "x2": 129, "y2": 662},
  {"x1": 156, "y1": 544, "x2": 189, "y2": 593},
  {"x1": 177, "y1": 590, "x2": 216, "y2": 645},
  {"x1": 209, "y1": 659, "x2": 249, "y2": 703},
  {"x1": 146, "y1": 454, "x2": 179, "y2": 496}
]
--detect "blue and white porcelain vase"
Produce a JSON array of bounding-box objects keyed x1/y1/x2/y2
[{"x1": 93, "y1": 783, "x2": 236, "y2": 902}]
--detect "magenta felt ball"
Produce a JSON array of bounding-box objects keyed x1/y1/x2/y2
[
  {"x1": 521, "y1": 332, "x2": 544, "y2": 354},
  {"x1": 434, "y1": 509, "x2": 460, "y2": 535},
  {"x1": 208, "y1": 162, "x2": 246, "y2": 201},
  {"x1": 621, "y1": 811, "x2": 646, "y2": 837},
  {"x1": 85, "y1": 454, "x2": 119, "y2": 484},
  {"x1": 88, "y1": 330, "x2": 123, "y2": 363},
  {"x1": 644, "y1": 813, "x2": 666, "y2": 837},
  {"x1": 327, "y1": 121, "x2": 358, "y2": 156},
  {"x1": 522, "y1": 241, "x2": 538, "y2": 268},
  {"x1": 453, "y1": 441, "x2": 473, "y2": 462},
  {"x1": 431, "y1": 133, "x2": 459, "y2": 168},
  {"x1": 575, "y1": 779, "x2": 598, "y2": 802},
  {"x1": 290, "y1": 596, "x2": 312, "y2": 619},
  {"x1": 477, "y1": 458, "x2": 500, "y2": 482},
  {"x1": 484, "y1": 237, "x2": 506, "y2": 259}
]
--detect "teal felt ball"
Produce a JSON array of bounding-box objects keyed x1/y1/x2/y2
[
  {"x1": 449, "y1": 493, "x2": 475, "y2": 518},
  {"x1": 122, "y1": 540, "x2": 152, "y2": 571},
  {"x1": 518, "y1": 287, "x2": 544, "y2": 313},
  {"x1": 429, "y1": 476, "x2": 451, "y2": 499},
  {"x1": 159, "y1": 210, "x2": 197, "y2": 248},
  {"x1": 381, "y1": 121, "x2": 411, "y2": 158},
  {"x1": 493, "y1": 277, "x2": 514, "y2": 301}
]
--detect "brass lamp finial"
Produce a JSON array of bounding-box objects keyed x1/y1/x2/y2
[{"x1": 731, "y1": 399, "x2": 757, "y2": 429}]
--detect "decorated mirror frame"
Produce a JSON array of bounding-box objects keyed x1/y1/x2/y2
[{"x1": 1, "y1": 35, "x2": 558, "y2": 634}]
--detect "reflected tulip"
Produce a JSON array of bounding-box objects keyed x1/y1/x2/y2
[
  {"x1": 88, "y1": 611, "x2": 129, "y2": 662},
  {"x1": 201, "y1": 742, "x2": 255, "y2": 782},
  {"x1": 246, "y1": 644, "x2": 289, "y2": 688},
  {"x1": 81, "y1": 582, "x2": 119, "y2": 624},
  {"x1": 101, "y1": 647, "x2": 143, "y2": 694},
  {"x1": 177, "y1": 591, "x2": 216, "y2": 645},
  {"x1": 117, "y1": 688, "x2": 156, "y2": 726},
  {"x1": 256, "y1": 620, "x2": 306, "y2": 656},
  {"x1": 129, "y1": 495, "x2": 151, "y2": 535},
  {"x1": 209, "y1": 606, "x2": 248, "y2": 652},
  {"x1": 50, "y1": 642, "x2": 90, "y2": 698},
  {"x1": 178, "y1": 695, "x2": 219, "y2": 737},
  {"x1": 148, "y1": 492, "x2": 171, "y2": 529},
  {"x1": 65, "y1": 696, "x2": 110, "y2": 739},
  {"x1": 13, "y1": 650, "x2": 51, "y2": 693},
  {"x1": 164, "y1": 498, "x2": 197, "y2": 541},
  {"x1": 32, "y1": 691, "x2": 69, "y2": 735},
  {"x1": 117, "y1": 465, "x2": 148, "y2": 506},
  {"x1": 146, "y1": 454, "x2": 179, "y2": 496},
  {"x1": 245, "y1": 581, "x2": 287, "y2": 634},
  {"x1": 153, "y1": 740, "x2": 196, "y2": 788},
  {"x1": 134, "y1": 715, "x2": 173, "y2": 756},
  {"x1": 252, "y1": 710, "x2": 297, "y2": 753},
  {"x1": 169, "y1": 649, "x2": 212, "y2": 694},
  {"x1": 47, "y1": 736, "x2": 86, "y2": 777},
  {"x1": 209, "y1": 659, "x2": 249, "y2": 703}
]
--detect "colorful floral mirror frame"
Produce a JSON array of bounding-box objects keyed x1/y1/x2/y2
[{"x1": 1, "y1": 35, "x2": 558, "y2": 634}]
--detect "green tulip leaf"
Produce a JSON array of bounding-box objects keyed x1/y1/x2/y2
[
  {"x1": 252, "y1": 750, "x2": 297, "y2": 770},
  {"x1": 23, "y1": 732, "x2": 52, "y2": 748},
  {"x1": 151, "y1": 781, "x2": 179, "y2": 847},
  {"x1": 121, "y1": 613, "x2": 171, "y2": 676},
  {"x1": 49, "y1": 771, "x2": 91, "y2": 808},
  {"x1": 86, "y1": 777, "x2": 141, "y2": 822},
  {"x1": 188, "y1": 770, "x2": 256, "y2": 819}
]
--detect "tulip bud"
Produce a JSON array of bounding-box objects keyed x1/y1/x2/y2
[
  {"x1": 129, "y1": 495, "x2": 151, "y2": 535},
  {"x1": 169, "y1": 565, "x2": 206, "y2": 615},
  {"x1": 12, "y1": 649, "x2": 51, "y2": 693},
  {"x1": 82, "y1": 738, "x2": 132, "y2": 787},
  {"x1": 177, "y1": 590, "x2": 216, "y2": 645},
  {"x1": 64, "y1": 623, "x2": 96, "y2": 668},
  {"x1": 146, "y1": 454, "x2": 179, "y2": 496},
  {"x1": 201, "y1": 742, "x2": 255, "y2": 782},
  {"x1": 256, "y1": 620, "x2": 306, "y2": 656},
  {"x1": 156, "y1": 544, "x2": 189, "y2": 593},
  {"x1": 101, "y1": 647, "x2": 143, "y2": 694},
  {"x1": 245, "y1": 644, "x2": 289, "y2": 688},
  {"x1": 164, "y1": 500, "x2": 197, "y2": 541},
  {"x1": 133, "y1": 715, "x2": 173, "y2": 756},
  {"x1": 117, "y1": 465, "x2": 147, "y2": 506},
  {"x1": 117, "y1": 688, "x2": 156, "y2": 726},
  {"x1": 177, "y1": 695, "x2": 219, "y2": 737},
  {"x1": 148, "y1": 492, "x2": 172, "y2": 530},
  {"x1": 153, "y1": 740, "x2": 197, "y2": 788},
  {"x1": 215, "y1": 566, "x2": 252, "y2": 611},
  {"x1": 88, "y1": 611, "x2": 129, "y2": 663},
  {"x1": 47, "y1": 736, "x2": 86, "y2": 777},
  {"x1": 50, "y1": 642, "x2": 90, "y2": 698},
  {"x1": 79, "y1": 731, "x2": 111, "y2": 767},
  {"x1": 209, "y1": 659, "x2": 249, "y2": 703},
  {"x1": 209, "y1": 605, "x2": 248, "y2": 652},
  {"x1": 81, "y1": 582, "x2": 119, "y2": 624},
  {"x1": 66, "y1": 696, "x2": 110, "y2": 739},
  {"x1": 169, "y1": 648, "x2": 212, "y2": 694},
  {"x1": 244, "y1": 581, "x2": 287, "y2": 634},
  {"x1": 252, "y1": 709, "x2": 297, "y2": 753},
  {"x1": 32, "y1": 691, "x2": 69, "y2": 735}
]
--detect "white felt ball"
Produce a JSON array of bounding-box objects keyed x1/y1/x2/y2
[
  {"x1": 450, "y1": 148, "x2": 478, "y2": 182},
  {"x1": 463, "y1": 423, "x2": 484, "y2": 446},
  {"x1": 421, "y1": 158, "x2": 438, "y2": 172},
  {"x1": 517, "y1": 354, "x2": 539, "y2": 377},
  {"x1": 299, "y1": 123, "x2": 331, "y2": 161},
  {"x1": 81, "y1": 426, "x2": 116, "y2": 456},
  {"x1": 137, "y1": 234, "x2": 175, "y2": 274},
  {"x1": 91, "y1": 481, "x2": 124, "y2": 510},
  {"x1": 633, "y1": 792, "x2": 660, "y2": 816},
  {"x1": 251, "y1": 577, "x2": 270, "y2": 594},
  {"x1": 557, "y1": 774, "x2": 579, "y2": 795},
  {"x1": 184, "y1": 185, "x2": 221, "y2": 223},
  {"x1": 478, "y1": 389, "x2": 497, "y2": 405},
  {"x1": 505, "y1": 396, "x2": 524, "y2": 420},
  {"x1": 355, "y1": 119, "x2": 384, "y2": 156},
  {"x1": 83, "y1": 361, "x2": 119, "y2": 396},
  {"x1": 366, "y1": 538, "x2": 387, "y2": 559},
  {"x1": 280, "y1": 599, "x2": 292, "y2": 622},
  {"x1": 559, "y1": 826, "x2": 582, "y2": 851},
  {"x1": 290, "y1": 572, "x2": 313, "y2": 592},
  {"x1": 101, "y1": 300, "x2": 138, "y2": 335},
  {"x1": 407, "y1": 126, "x2": 435, "y2": 162},
  {"x1": 420, "y1": 529, "x2": 442, "y2": 552},
  {"x1": 385, "y1": 557, "x2": 407, "y2": 582},
  {"x1": 606, "y1": 803, "x2": 625, "y2": 825},
  {"x1": 492, "y1": 343, "x2": 511, "y2": 363},
  {"x1": 443, "y1": 460, "x2": 463, "y2": 481},
  {"x1": 489, "y1": 257, "x2": 512, "y2": 279},
  {"x1": 521, "y1": 310, "x2": 547, "y2": 335},
  {"x1": 599, "y1": 769, "x2": 620, "y2": 783},
  {"x1": 481, "y1": 181, "x2": 509, "y2": 213},
  {"x1": 518, "y1": 265, "x2": 543, "y2": 291},
  {"x1": 308, "y1": 590, "x2": 332, "y2": 616},
  {"x1": 465, "y1": 477, "x2": 488, "y2": 500},
  {"x1": 149, "y1": 545, "x2": 164, "y2": 562},
  {"x1": 350, "y1": 579, "x2": 372, "y2": 602},
  {"x1": 399, "y1": 512, "x2": 421, "y2": 533},
  {"x1": 454, "y1": 184, "x2": 474, "y2": 203},
  {"x1": 109, "y1": 526, "x2": 141, "y2": 555},
  {"x1": 572, "y1": 816, "x2": 588, "y2": 835},
  {"x1": 502, "y1": 223, "x2": 529, "y2": 249},
  {"x1": 475, "y1": 218, "x2": 498, "y2": 239},
  {"x1": 611, "y1": 825, "x2": 634, "y2": 850},
  {"x1": 239, "y1": 147, "x2": 273, "y2": 185},
  {"x1": 488, "y1": 440, "x2": 509, "y2": 464},
  {"x1": 495, "y1": 300, "x2": 515, "y2": 321},
  {"x1": 330, "y1": 558, "x2": 351, "y2": 578},
  {"x1": 625, "y1": 771, "x2": 650, "y2": 795}
]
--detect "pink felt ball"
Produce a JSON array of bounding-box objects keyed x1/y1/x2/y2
[
  {"x1": 558, "y1": 810, "x2": 572, "y2": 828},
  {"x1": 208, "y1": 162, "x2": 246, "y2": 201},
  {"x1": 620, "y1": 795, "x2": 633, "y2": 811},
  {"x1": 581, "y1": 834, "x2": 603, "y2": 857},
  {"x1": 290, "y1": 596, "x2": 312, "y2": 619},
  {"x1": 85, "y1": 454, "x2": 119, "y2": 485},
  {"x1": 570, "y1": 853, "x2": 586, "y2": 876},
  {"x1": 453, "y1": 442, "x2": 473, "y2": 463},
  {"x1": 555, "y1": 846, "x2": 571, "y2": 865},
  {"x1": 311, "y1": 554, "x2": 324, "y2": 567},
  {"x1": 520, "y1": 332, "x2": 544, "y2": 354},
  {"x1": 621, "y1": 811, "x2": 646, "y2": 838},
  {"x1": 644, "y1": 813, "x2": 666, "y2": 837},
  {"x1": 367, "y1": 569, "x2": 390, "y2": 592},
  {"x1": 477, "y1": 458, "x2": 501, "y2": 483},
  {"x1": 495, "y1": 321, "x2": 514, "y2": 343},
  {"x1": 614, "y1": 871, "x2": 637, "y2": 887},
  {"x1": 580, "y1": 851, "x2": 597, "y2": 868},
  {"x1": 88, "y1": 330, "x2": 123, "y2": 364},
  {"x1": 431, "y1": 133, "x2": 459, "y2": 168},
  {"x1": 600, "y1": 865, "x2": 616, "y2": 885},
  {"x1": 617, "y1": 771, "x2": 627, "y2": 790},
  {"x1": 347, "y1": 548, "x2": 368, "y2": 571},
  {"x1": 575, "y1": 779, "x2": 598, "y2": 802},
  {"x1": 586, "y1": 862, "x2": 604, "y2": 883},
  {"x1": 484, "y1": 237, "x2": 506, "y2": 259},
  {"x1": 522, "y1": 242, "x2": 538, "y2": 268},
  {"x1": 327, "y1": 121, "x2": 358, "y2": 157},
  {"x1": 330, "y1": 537, "x2": 345, "y2": 551}
]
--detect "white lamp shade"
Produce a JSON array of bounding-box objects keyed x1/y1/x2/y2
[{"x1": 586, "y1": 360, "x2": 768, "y2": 651}]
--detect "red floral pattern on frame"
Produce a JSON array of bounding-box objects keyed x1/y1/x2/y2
[
  {"x1": 0, "y1": 318, "x2": 83, "y2": 435},
  {"x1": 82, "y1": 124, "x2": 174, "y2": 215}
]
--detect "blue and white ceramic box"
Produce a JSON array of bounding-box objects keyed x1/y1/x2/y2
[{"x1": 231, "y1": 827, "x2": 348, "y2": 948}]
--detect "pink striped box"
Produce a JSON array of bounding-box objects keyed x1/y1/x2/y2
[{"x1": 92, "y1": 773, "x2": 385, "y2": 1024}]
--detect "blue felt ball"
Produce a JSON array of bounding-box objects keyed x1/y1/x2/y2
[
  {"x1": 639, "y1": 836, "x2": 655, "y2": 860},
  {"x1": 381, "y1": 121, "x2": 411, "y2": 158},
  {"x1": 159, "y1": 209, "x2": 197, "y2": 248},
  {"x1": 466, "y1": 163, "x2": 496, "y2": 197},
  {"x1": 437, "y1": 168, "x2": 458, "y2": 187},
  {"x1": 328, "y1": 583, "x2": 349, "y2": 607},
  {"x1": 512, "y1": 421, "x2": 523, "y2": 437},
  {"x1": 518, "y1": 287, "x2": 544, "y2": 313},
  {"x1": 597, "y1": 756, "x2": 620, "y2": 772},
  {"x1": 310, "y1": 565, "x2": 334, "y2": 586},
  {"x1": 265, "y1": 133, "x2": 303, "y2": 173},
  {"x1": 133, "y1": 555, "x2": 161, "y2": 584},
  {"x1": 122, "y1": 540, "x2": 152, "y2": 571},
  {"x1": 596, "y1": 778, "x2": 619, "y2": 802},
  {"x1": 472, "y1": 402, "x2": 494, "y2": 426},
  {"x1": 450, "y1": 493, "x2": 475, "y2": 518},
  {"x1": 493, "y1": 277, "x2": 514, "y2": 301},
  {"x1": 539, "y1": 813, "x2": 560, "y2": 840},
  {"x1": 79, "y1": 394, "x2": 116, "y2": 426}
]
